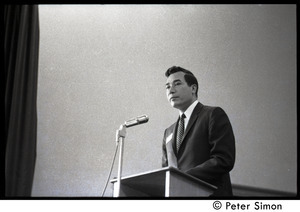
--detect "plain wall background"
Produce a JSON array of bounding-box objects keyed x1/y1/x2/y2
[{"x1": 32, "y1": 5, "x2": 297, "y2": 196}]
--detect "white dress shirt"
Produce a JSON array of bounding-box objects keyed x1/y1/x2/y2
[{"x1": 179, "y1": 100, "x2": 199, "y2": 131}]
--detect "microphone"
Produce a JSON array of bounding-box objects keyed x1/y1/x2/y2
[{"x1": 124, "y1": 114, "x2": 149, "y2": 128}]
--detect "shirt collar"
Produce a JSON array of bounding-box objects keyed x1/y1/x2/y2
[{"x1": 179, "y1": 100, "x2": 199, "y2": 120}]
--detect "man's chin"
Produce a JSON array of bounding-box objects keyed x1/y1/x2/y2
[{"x1": 171, "y1": 102, "x2": 180, "y2": 110}]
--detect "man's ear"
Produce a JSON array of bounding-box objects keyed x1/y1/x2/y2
[{"x1": 191, "y1": 84, "x2": 197, "y2": 95}]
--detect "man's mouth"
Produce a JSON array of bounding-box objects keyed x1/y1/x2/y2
[{"x1": 169, "y1": 96, "x2": 179, "y2": 101}]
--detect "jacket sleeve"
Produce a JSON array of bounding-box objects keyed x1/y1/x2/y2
[{"x1": 186, "y1": 107, "x2": 235, "y2": 183}]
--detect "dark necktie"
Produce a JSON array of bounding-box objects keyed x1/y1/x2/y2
[{"x1": 176, "y1": 113, "x2": 186, "y2": 153}]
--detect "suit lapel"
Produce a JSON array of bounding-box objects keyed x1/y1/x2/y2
[
  {"x1": 181, "y1": 103, "x2": 204, "y2": 145},
  {"x1": 166, "y1": 123, "x2": 178, "y2": 168},
  {"x1": 172, "y1": 118, "x2": 179, "y2": 152}
]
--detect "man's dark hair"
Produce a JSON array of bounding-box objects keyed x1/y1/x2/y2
[{"x1": 165, "y1": 66, "x2": 198, "y2": 97}]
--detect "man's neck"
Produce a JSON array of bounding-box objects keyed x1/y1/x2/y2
[{"x1": 179, "y1": 100, "x2": 198, "y2": 115}]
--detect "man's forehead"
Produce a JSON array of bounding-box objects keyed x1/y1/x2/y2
[{"x1": 166, "y1": 72, "x2": 185, "y2": 84}]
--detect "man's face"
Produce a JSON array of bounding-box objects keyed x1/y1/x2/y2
[{"x1": 165, "y1": 72, "x2": 196, "y2": 112}]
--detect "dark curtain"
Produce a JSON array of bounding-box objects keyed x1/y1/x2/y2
[{"x1": 5, "y1": 5, "x2": 39, "y2": 197}]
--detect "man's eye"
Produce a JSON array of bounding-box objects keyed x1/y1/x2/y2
[{"x1": 175, "y1": 82, "x2": 181, "y2": 86}]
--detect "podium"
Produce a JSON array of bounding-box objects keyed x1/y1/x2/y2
[{"x1": 111, "y1": 167, "x2": 217, "y2": 197}]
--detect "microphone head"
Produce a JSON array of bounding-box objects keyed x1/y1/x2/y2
[
  {"x1": 124, "y1": 114, "x2": 149, "y2": 127},
  {"x1": 137, "y1": 114, "x2": 149, "y2": 123}
]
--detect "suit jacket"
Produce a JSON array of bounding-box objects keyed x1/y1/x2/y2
[{"x1": 162, "y1": 102, "x2": 235, "y2": 196}]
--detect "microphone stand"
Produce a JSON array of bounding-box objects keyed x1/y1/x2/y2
[{"x1": 115, "y1": 124, "x2": 127, "y2": 197}]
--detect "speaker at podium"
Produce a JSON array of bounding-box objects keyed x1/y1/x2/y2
[
  {"x1": 112, "y1": 116, "x2": 216, "y2": 197},
  {"x1": 111, "y1": 166, "x2": 216, "y2": 197}
]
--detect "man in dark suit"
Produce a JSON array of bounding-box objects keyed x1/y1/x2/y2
[{"x1": 162, "y1": 66, "x2": 236, "y2": 196}]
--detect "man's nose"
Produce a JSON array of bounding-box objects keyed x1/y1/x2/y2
[{"x1": 168, "y1": 86, "x2": 175, "y2": 94}]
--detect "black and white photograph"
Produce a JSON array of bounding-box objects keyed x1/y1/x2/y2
[{"x1": 4, "y1": 4, "x2": 297, "y2": 203}]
